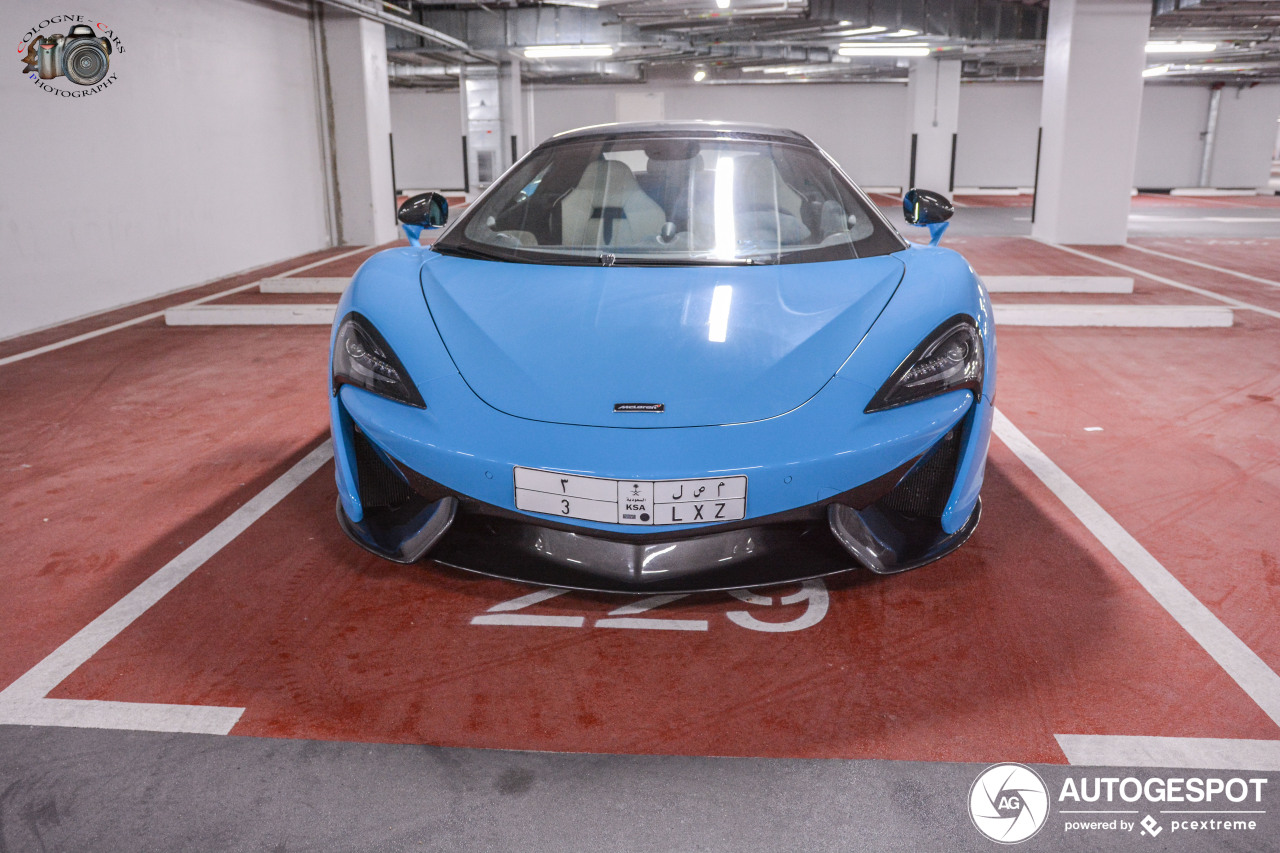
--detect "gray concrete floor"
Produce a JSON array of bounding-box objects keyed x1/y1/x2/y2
[{"x1": 3, "y1": 726, "x2": 1275, "y2": 852}]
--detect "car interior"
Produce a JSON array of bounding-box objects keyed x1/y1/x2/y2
[{"x1": 473, "y1": 138, "x2": 876, "y2": 256}]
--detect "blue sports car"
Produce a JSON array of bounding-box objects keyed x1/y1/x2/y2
[{"x1": 330, "y1": 121, "x2": 995, "y2": 592}]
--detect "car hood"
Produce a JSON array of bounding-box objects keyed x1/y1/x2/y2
[{"x1": 419, "y1": 253, "x2": 905, "y2": 428}]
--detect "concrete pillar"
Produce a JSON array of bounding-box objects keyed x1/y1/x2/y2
[
  {"x1": 904, "y1": 59, "x2": 961, "y2": 194},
  {"x1": 501, "y1": 61, "x2": 525, "y2": 168},
  {"x1": 462, "y1": 66, "x2": 503, "y2": 191},
  {"x1": 1031, "y1": 0, "x2": 1149, "y2": 245},
  {"x1": 322, "y1": 11, "x2": 398, "y2": 246}
]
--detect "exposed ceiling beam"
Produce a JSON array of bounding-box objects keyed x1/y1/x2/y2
[{"x1": 314, "y1": 0, "x2": 477, "y2": 52}]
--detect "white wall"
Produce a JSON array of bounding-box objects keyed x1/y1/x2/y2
[
  {"x1": 1211, "y1": 84, "x2": 1280, "y2": 189},
  {"x1": 1135, "y1": 85, "x2": 1210, "y2": 189},
  {"x1": 390, "y1": 90, "x2": 465, "y2": 191},
  {"x1": 0, "y1": 0, "x2": 330, "y2": 340},
  {"x1": 955, "y1": 82, "x2": 1042, "y2": 188},
  {"x1": 527, "y1": 82, "x2": 910, "y2": 188}
]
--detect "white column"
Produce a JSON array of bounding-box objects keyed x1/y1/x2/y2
[
  {"x1": 321, "y1": 11, "x2": 398, "y2": 246},
  {"x1": 904, "y1": 59, "x2": 961, "y2": 194},
  {"x1": 501, "y1": 61, "x2": 525, "y2": 169},
  {"x1": 462, "y1": 66, "x2": 503, "y2": 190},
  {"x1": 1032, "y1": 0, "x2": 1149, "y2": 245}
]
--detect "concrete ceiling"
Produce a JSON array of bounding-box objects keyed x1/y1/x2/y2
[{"x1": 344, "y1": 0, "x2": 1280, "y2": 87}]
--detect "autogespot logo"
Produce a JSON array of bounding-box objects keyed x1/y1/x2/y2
[{"x1": 969, "y1": 763, "x2": 1050, "y2": 844}]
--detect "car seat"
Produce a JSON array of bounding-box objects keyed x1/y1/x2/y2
[{"x1": 559, "y1": 160, "x2": 667, "y2": 248}]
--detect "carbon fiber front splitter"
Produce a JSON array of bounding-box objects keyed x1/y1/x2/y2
[{"x1": 337, "y1": 494, "x2": 981, "y2": 594}]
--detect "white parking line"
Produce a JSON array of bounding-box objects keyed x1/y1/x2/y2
[
  {"x1": 1056, "y1": 735, "x2": 1280, "y2": 771},
  {"x1": 1029, "y1": 238, "x2": 1280, "y2": 321},
  {"x1": 983, "y1": 276, "x2": 1133, "y2": 294},
  {"x1": 1124, "y1": 242, "x2": 1280, "y2": 291},
  {"x1": 0, "y1": 440, "x2": 334, "y2": 735},
  {"x1": 165, "y1": 305, "x2": 337, "y2": 326},
  {"x1": 259, "y1": 276, "x2": 350, "y2": 294},
  {"x1": 993, "y1": 304, "x2": 1232, "y2": 327},
  {"x1": 0, "y1": 248, "x2": 369, "y2": 368},
  {"x1": 994, "y1": 411, "x2": 1280, "y2": 766}
]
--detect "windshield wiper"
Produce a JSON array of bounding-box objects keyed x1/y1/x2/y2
[{"x1": 431, "y1": 243, "x2": 512, "y2": 263}]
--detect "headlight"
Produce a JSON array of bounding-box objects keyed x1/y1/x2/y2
[
  {"x1": 865, "y1": 315, "x2": 983, "y2": 413},
  {"x1": 332, "y1": 312, "x2": 425, "y2": 408}
]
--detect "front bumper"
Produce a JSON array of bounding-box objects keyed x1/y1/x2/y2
[{"x1": 334, "y1": 399, "x2": 986, "y2": 592}]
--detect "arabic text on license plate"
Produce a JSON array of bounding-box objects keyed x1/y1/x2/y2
[{"x1": 513, "y1": 467, "x2": 747, "y2": 526}]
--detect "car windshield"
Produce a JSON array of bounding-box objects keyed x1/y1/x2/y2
[{"x1": 433, "y1": 133, "x2": 905, "y2": 266}]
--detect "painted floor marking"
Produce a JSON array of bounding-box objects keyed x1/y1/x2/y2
[
  {"x1": 596, "y1": 594, "x2": 709, "y2": 631},
  {"x1": 992, "y1": 304, "x2": 1232, "y2": 328},
  {"x1": 165, "y1": 304, "x2": 337, "y2": 326},
  {"x1": 983, "y1": 276, "x2": 1133, "y2": 294},
  {"x1": 0, "y1": 441, "x2": 334, "y2": 735},
  {"x1": 259, "y1": 276, "x2": 349, "y2": 294},
  {"x1": 470, "y1": 588, "x2": 586, "y2": 628},
  {"x1": 1030, "y1": 237, "x2": 1280, "y2": 321},
  {"x1": 1057, "y1": 735, "x2": 1280, "y2": 771},
  {"x1": 1124, "y1": 242, "x2": 1280, "y2": 291},
  {"x1": 994, "y1": 410, "x2": 1280, "y2": 767},
  {"x1": 0, "y1": 248, "x2": 369, "y2": 368},
  {"x1": 469, "y1": 580, "x2": 829, "y2": 633}
]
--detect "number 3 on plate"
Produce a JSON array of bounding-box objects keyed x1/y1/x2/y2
[{"x1": 561, "y1": 499, "x2": 570, "y2": 514}]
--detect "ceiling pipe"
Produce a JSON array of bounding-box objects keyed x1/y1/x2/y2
[{"x1": 313, "y1": 0, "x2": 479, "y2": 54}]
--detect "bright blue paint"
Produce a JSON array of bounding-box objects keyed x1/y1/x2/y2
[
  {"x1": 418, "y1": 253, "x2": 904, "y2": 428},
  {"x1": 401, "y1": 222, "x2": 424, "y2": 247},
  {"x1": 926, "y1": 221, "x2": 950, "y2": 247},
  {"x1": 329, "y1": 235, "x2": 994, "y2": 538}
]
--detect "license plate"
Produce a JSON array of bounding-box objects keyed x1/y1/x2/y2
[{"x1": 514, "y1": 467, "x2": 747, "y2": 527}]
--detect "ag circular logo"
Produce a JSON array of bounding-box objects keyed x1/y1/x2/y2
[{"x1": 968, "y1": 763, "x2": 1050, "y2": 844}]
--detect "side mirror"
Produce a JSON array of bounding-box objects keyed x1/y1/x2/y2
[
  {"x1": 902, "y1": 188, "x2": 953, "y2": 246},
  {"x1": 397, "y1": 192, "x2": 448, "y2": 246}
]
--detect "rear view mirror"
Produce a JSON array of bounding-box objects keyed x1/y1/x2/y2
[
  {"x1": 902, "y1": 188, "x2": 954, "y2": 246},
  {"x1": 398, "y1": 192, "x2": 448, "y2": 246}
]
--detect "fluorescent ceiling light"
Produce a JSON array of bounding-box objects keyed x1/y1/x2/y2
[
  {"x1": 762, "y1": 65, "x2": 807, "y2": 73},
  {"x1": 693, "y1": 69, "x2": 707, "y2": 82},
  {"x1": 886, "y1": 28, "x2": 919, "y2": 37},
  {"x1": 838, "y1": 45, "x2": 931, "y2": 57},
  {"x1": 716, "y1": 0, "x2": 731, "y2": 8},
  {"x1": 1142, "y1": 64, "x2": 1172, "y2": 77},
  {"x1": 1145, "y1": 41, "x2": 1216, "y2": 54},
  {"x1": 838, "y1": 25, "x2": 888, "y2": 36},
  {"x1": 712, "y1": 157, "x2": 736, "y2": 261},
  {"x1": 523, "y1": 44, "x2": 615, "y2": 59},
  {"x1": 708, "y1": 285, "x2": 733, "y2": 343}
]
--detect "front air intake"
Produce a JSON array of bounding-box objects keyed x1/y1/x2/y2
[
  {"x1": 877, "y1": 427, "x2": 961, "y2": 518},
  {"x1": 352, "y1": 428, "x2": 415, "y2": 509}
]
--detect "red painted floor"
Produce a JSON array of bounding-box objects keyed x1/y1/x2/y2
[
  {"x1": 46, "y1": 443, "x2": 1280, "y2": 761},
  {"x1": 2, "y1": 235, "x2": 1278, "y2": 764}
]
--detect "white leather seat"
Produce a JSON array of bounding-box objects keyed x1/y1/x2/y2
[
  {"x1": 559, "y1": 160, "x2": 666, "y2": 248},
  {"x1": 731, "y1": 155, "x2": 811, "y2": 246},
  {"x1": 735, "y1": 155, "x2": 805, "y2": 219}
]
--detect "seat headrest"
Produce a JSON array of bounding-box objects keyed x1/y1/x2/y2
[
  {"x1": 576, "y1": 160, "x2": 642, "y2": 200},
  {"x1": 645, "y1": 153, "x2": 704, "y2": 182}
]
